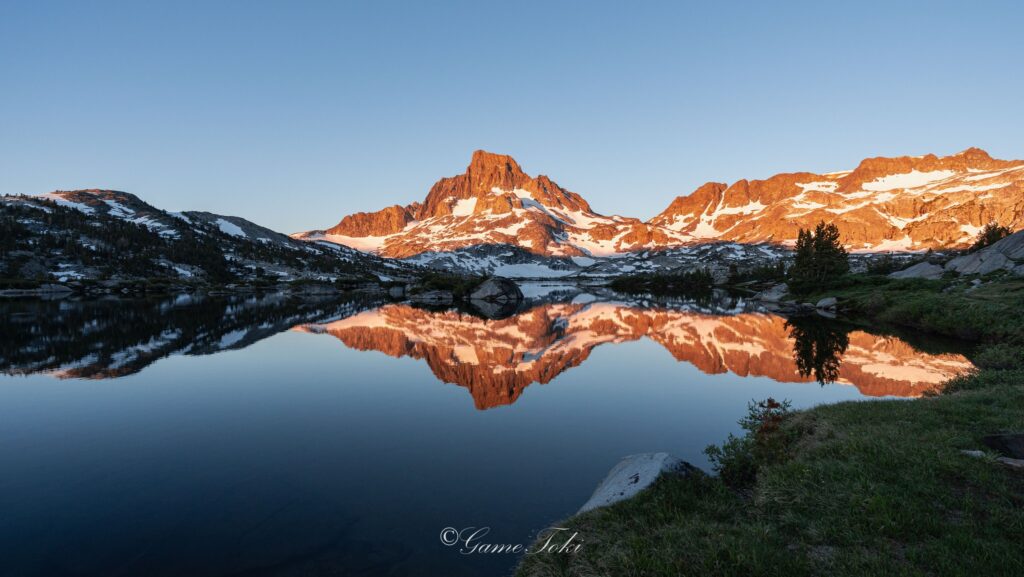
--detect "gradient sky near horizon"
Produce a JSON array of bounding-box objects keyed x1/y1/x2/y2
[{"x1": 2, "y1": 1, "x2": 1022, "y2": 233}]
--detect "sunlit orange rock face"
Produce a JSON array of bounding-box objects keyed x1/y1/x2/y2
[
  {"x1": 297, "y1": 303, "x2": 973, "y2": 410},
  {"x1": 650, "y1": 147, "x2": 1024, "y2": 251},
  {"x1": 297, "y1": 147, "x2": 1024, "y2": 256},
  {"x1": 301, "y1": 150, "x2": 677, "y2": 257}
]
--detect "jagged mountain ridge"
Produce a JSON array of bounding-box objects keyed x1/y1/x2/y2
[
  {"x1": 294, "y1": 150, "x2": 690, "y2": 258},
  {"x1": 652, "y1": 147, "x2": 1024, "y2": 250},
  {"x1": 297, "y1": 148, "x2": 1024, "y2": 257}
]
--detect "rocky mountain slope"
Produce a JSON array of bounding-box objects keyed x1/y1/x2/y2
[
  {"x1": 294, "y1": 150, "x2": 689, "y2": 258},
  {"x1": 299, "y1": 148, "x2": 1024, "y2": 258},
  {"x1": 1, "y1": 190, "x2": 415, "y2": 283},
  {"x1": 652, "y1": 147, "x2": 1024, "y2": 251}
]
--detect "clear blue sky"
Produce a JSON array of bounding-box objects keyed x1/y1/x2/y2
[{"x1": 2, "y1": 0, "x2": 1021, "y2": 233}]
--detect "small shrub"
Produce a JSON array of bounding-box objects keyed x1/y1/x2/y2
[
  {"x1": 939, "y1": 368, "x2": 1024, "y2": 395},
  {"x1": 705, "y1": 398, "x2": 792, "y2": 488},
  {"x1": 973, "y1": 344, "x2": 1024, "y2": 370},
  {"x1": 968, "y1": 222, "x2": 1012, "y2": 253}
]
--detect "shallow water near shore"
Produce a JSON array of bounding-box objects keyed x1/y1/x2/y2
[{"x1": 0, "y1": 286, "x2": 973, "y2": 576}]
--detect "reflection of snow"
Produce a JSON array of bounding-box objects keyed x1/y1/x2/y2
[{"x1": 217, "y1": 329, "x2": 247, "y2": 348}]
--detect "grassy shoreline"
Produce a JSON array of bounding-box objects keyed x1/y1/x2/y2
[{"x1": 517, "y1": 275, "x2": 1024, "y2": 577}]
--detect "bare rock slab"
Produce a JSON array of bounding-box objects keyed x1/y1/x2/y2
[
  {"x1": 578, "y1": 452, "x2": 695, "y2": 514},
  {"x1": 888, "y1": 261, "x2": 945, "y2": 280}
]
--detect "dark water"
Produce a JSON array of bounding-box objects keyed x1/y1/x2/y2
[{"x1": 0, "y1": 286, "x2": 973, "y2": 576}]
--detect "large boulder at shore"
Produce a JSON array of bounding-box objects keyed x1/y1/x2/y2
[
  {"x1": 469, "y1": 277, "x2": 523, "y2": 302},
  {"x1": 578, "y1": 453, "x2": 697, "y2": 514},
  {"x1": 888, "y1": 261, "x2": 945, "y2": 280}
]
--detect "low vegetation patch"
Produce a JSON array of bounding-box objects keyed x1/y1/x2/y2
[
  {"x1": 609, "y1": 268, "x2": 714, "y2": 295},
  {"x1": 409, "y1": 272, "x2": 487, "y2": 299},
  {"x1": 801, "y1": 276, "x2": 1024, "y2": 344}
]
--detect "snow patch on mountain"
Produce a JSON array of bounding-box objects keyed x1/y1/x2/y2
[
  {"x1": 862, "y1": 170, "x2": 956, "y2": 192},
  {"x1": 216, "y1": 218, "x2": 245, "y2": 237}
]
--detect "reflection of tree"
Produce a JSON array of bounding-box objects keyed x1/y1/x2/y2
[{"x1": 785, "y1": 317, "x2": 850, "y2": 385}]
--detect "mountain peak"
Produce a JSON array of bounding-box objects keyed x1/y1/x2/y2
[
  {"x1": 468, "y1": 150, "x2": 524, "y2": 176},
  {"x1": 955, "y1": 146, "x2": 993, "y2": 161}
]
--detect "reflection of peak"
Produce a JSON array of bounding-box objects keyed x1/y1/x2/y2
[{"x1": 301, "y1": 302, "x2": 973, "y2": 410}]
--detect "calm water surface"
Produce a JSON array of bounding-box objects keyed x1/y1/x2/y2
[{"x1": 0, "y1": 286, "x2": 973, "y2": 576}]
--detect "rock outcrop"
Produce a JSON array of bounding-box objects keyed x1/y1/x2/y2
[
  {"x1": 888, "y1": 261, "x2": 945, "y2": 280},
  {"x1": 944, "y1": 230, "x2": 1024, "y2": 276},
  {"x1": 578, "y1": 453, "x2": 696, "y2": 513}
]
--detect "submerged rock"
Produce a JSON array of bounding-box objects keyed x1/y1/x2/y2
[{"x1": 578, "y1": 453, "x2": 696, "y2": 514}]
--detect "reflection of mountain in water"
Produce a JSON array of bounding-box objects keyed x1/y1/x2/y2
[
  {"x1": 0, "y1": 294, "x2": 381, "y2": 378},
  {"x1": 299, "y1": 299, "x2": 973, "y2": 409},
  {"x1": 1, "y1": 291, "x2": 973, "y2": 407}
]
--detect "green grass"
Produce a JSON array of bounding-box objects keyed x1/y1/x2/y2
[
  {"x1": 517, "y1": 275, "x2": 1024, "y2": 577},
  {"x1": 409, "y1": 272, "x2": 487, "y2": 299},
  {"x1": 518, "y1": 373, "x2": 1024, "y2": 577},
  {"x1": 797, "y1": 275, "x2": 1024, "y2": 344}
]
